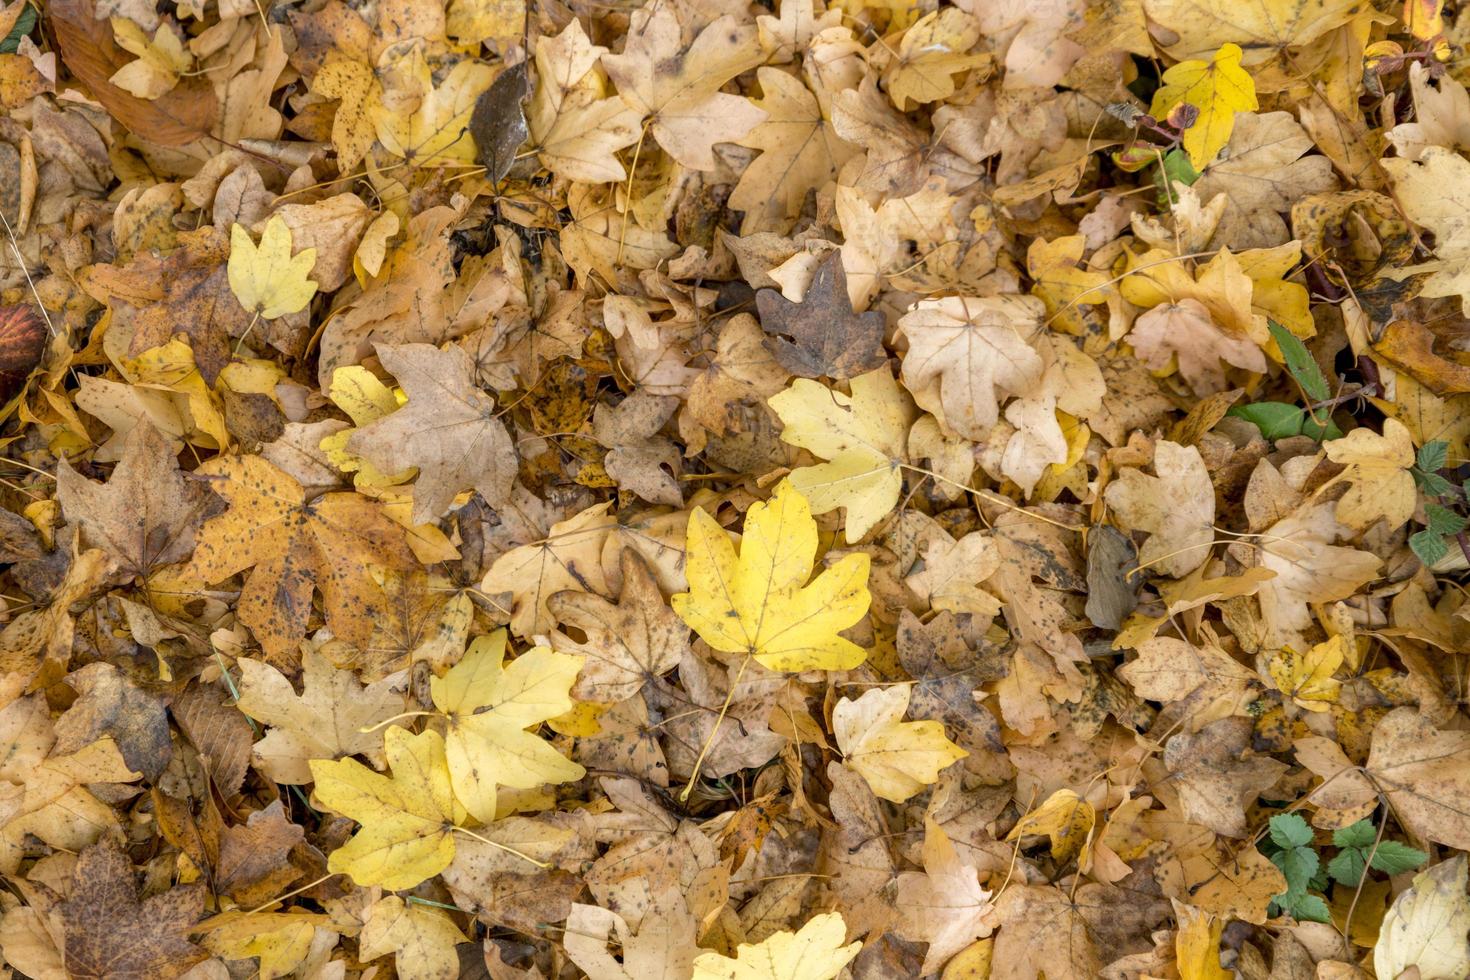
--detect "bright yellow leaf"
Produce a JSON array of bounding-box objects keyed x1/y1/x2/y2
[
  {"x1": 309, "y1": 726, "x2": 460, "y2": 890},
  {"x1": 833, "y1": 685, "x2": 967, "y2": 802},
  {"x1": 429, "y1": 630, "x2": 585, "y2": 823},
  {"x1": 767, "y1": 369, "x2": 915, "y2": 543},
  {"x1": 672, "y1": 480, "x2": 872, "y2": 672},
  {"x1": 1149, "y1": 43, "x2": 1258, "y2": 169},
  {"x1": 1173, "y1": 900, "x2": 1231, "y2": 980},
  {"x1": 691, "y1": 911, "x2": 860, "y2": 980},
  {"x1": 197, "y1": 911, "x2": 332, "y2": 980},
  {"x1": 228, "y1": 215, "x2": 319, "y2": 320},
  {"x1": 1005, "y1": 788, "x2": 1096, "y2": 864},
  {"x1": 359, "y1": 896, "x2": 469, "y2": 980},
  {"x1": 1265, "y1": 634, "x2": 1345, "y2": 712},
  {"x1": 372, "y1": 51, "x2": 493, "y2": 166}
]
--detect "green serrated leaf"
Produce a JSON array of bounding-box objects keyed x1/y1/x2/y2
[
  {"x1": 1411, "y1": 528, "x2": 1451, "y2": 566},
  {"x1": 1416, "y1": 469, "x2": 1456, "y2": 497},
  {"x1": 1273, "y1": 846, "x2": 1319, "y2": 894},
  {"x1": 1332, "y1": 820, "x2": 1377, "y2": 850},
  {"x1": 1286, "y1": 892, "x2": 1333, "y2": 924},
  {"x1": 1328, "y1": 847, "x2": 1367, "y2": 886},
  {"x1": 1418, "y1": 440, "x2": 1449, "y2": 473},
  {"x1": 1368, "y1": 840, "x2": 1428, "y2": 875},
  {"x1": 1269, "y1": 813, "x2": 1315, "y2": 849},
  {"x1": 1426, "y1": 503, "x2": 1468, "y2": 536},
  {"x1": 1267, "y1": 319, "x2": 1331, "y2": 403}
]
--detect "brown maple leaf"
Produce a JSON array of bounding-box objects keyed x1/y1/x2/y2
[
  {"x1": 215, "y1": 801, "x2": 306, "y2": 906},
  {"x1": 185, "y1": 455, "x2": 418, "y2": 665},
  {"x1": 79, "y1": 226, "x2": 253, "y2": 384},
  {"x1": 347, "y1": 342, "x2": 519, "y2": 523},
  {"x1": 755, "y1": 251, "x2": 888, "y2": 380},
  {"x1": 53, "y1": 663, "x2": 172, "y2": 782},
  {"x1": 61, "y1": 840, "x2": 208, "y2": 980},
  {"x1": 551, "y1": 549, "x2": 690, "y2": 703},
  {"x1": 57, "y1": 421, "x2": 216, "y2": 581}
]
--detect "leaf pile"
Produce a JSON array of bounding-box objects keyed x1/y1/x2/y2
[{"x1": 4, "y1": 0, "x2": 1470, "y2": 976}]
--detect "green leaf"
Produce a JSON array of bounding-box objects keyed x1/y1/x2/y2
[
  {"x1": 1269, "y1": 813, "x2": 1315, "y2": 849},
  {"x1": 1426, "y1": 503, "x2": 1468, "y2": 536},
  {"x1": 1300, "y1": 411, "x2": 1344, "y2": 442},
  {"x1": 1229, "y1": 402, "x2": 1305, "y2": 440},
  {"x1": 0, "y1": 4, "x2": 34, "y2": 55},
  {"x1": 1415, "y1": 469, "x2": 1455, "y2": 497},
  {"x1": 1154, "y1": 148, "x2": 1201, "y2": 204},
  {"x1": 1369, "y1": 840, "x2": 1428, "y2": 876},
  {"x1": 1332, "y1": 820, "x2": 1377, "y2": 849},
  {"x1": 1267, "y1": 319, "x2": 1331, "y2": 403},
  {"x1": 1418, "y1": 440, "x2": 1449, "y2": 474},
  {"x1": 1285, "y1": 892, "x2": 1332, "y2": 924},
  {"x1": 1272, "y1": 846, "x2": 1319, "y2": 894},
  {"x1": 1411, "y1": 528, "x2": 1451, "y2": 566},
  {"x1": 1328, "y1": 847, "x2": 1367, "y2": 886}
]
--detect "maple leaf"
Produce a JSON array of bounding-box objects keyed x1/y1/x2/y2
[
  {"x1": 372, "y1": 52, "x2": 493, "y2": 167},
  {"x1": 196, "y1": 911, "x2": 330, "y2": 979},
  {"x1": 228, "y1": 215, "x2": 319, "y2": 320},
  {"x1": 904, "y1": 530, "x2": 1003, "y2": 620},
  {"x1": 214, "y1": 801, "x2": 305, "y2": 906},
  {"x1": 768, "y1": 367, "x2": 914, "y2": 542},
  {"x1": 236, "y1": 649, "x2": 407, "y2": 785},
  {"x1": 310, "y1": 725, "x2": 460, "y2": 890},
  {"x1": 832, "y1": 685, "x2": 967, "y2": 803},
  {"x1": 1242, "y1": 502, "x2": 1381, "y2": 638},
  {"x1": 895, "y1": 817, "x2": 997, "y2": 974},
  {"x1": 56, "y1": 420, "x2": 214, "y2": 580},
  {"x1": 1322, "y1": 418, "x2": 1417, "y2": 530},
  {"x1": 1143, "y1": 0, "x2": 1364, "y2": 62},
  {"x1": 1375, "y1": 855, "x2": 1470, "y2": 980},
  {"x1": 428, "y1": 631, "x2": 585, "y2": 823},
  {"x1": 990, "y1": 878, "x2": 1169, "y2": 980},
  {"x1": 1163, "y1": 717, "x2": 1288, "y2": 838},
  {"x1": 1128, "y1": 298, "x2": 1267, "y2": 395},
  {"x1": 1006, "y1": 789, "x2": 1096, "y2": 864},
  {"x1": 359, "y1": 895, "x2": 468, "y2": 980},
  {"x1": 672, "y1": 480, "x2": 871, "y2": 671},
  {"x1": 884, "y1": 9, "x2": 990, "y2": 111},
  {"x1": 730, "y1": 68, "x2": 858, "y2": 234},
  {"x1": 1104, "y1": 441, "x2": 1216, "y2": 578},
  {"x1": 1116, "y1": 635, "x2": 1259, "y2": 731},
  {"x1": 551, "y1": 549, "x2": 689, "y2": 704},
  {"x1": 896, "y1": 295, "x2": 1047, "y2": 441},
  {"x1": 481, "y1": 501, "x2": 616, "y2": 638},
  {"x1": 526, "y1": 21, "x2": 643, "y2": 183},
  {"x1": 565, "y1": 888, "x2": 697, "y2": 980},
  {"x1": 345, "y1": 343, "x2": 518, "y2": 523},
  {"x1": 185, "y1": 455, "x2": 418, "y2": 664},
  {"x1": 1264, "y1": 634, "x2": 1344, "y2": 712},
  {"x1": 1366, "y1": 709, "x2": 1470, "y2": 851},
  {"x1": 601, "y1": 6, "x2": 767, "y2": 171},
  {"x1": 1149, "y1": 43, "x2": 1258, "y2": 169},
  {"x1": 1382, "y1": 147, "x2": 1470, "y2": 315},
  {"x1": 756, "y1": 252, "x2": 887, "y2": 380},
  {"x1": 61, "y1": 840, "x2": 207, "y2": 980},
  {"x1": 691, "y1": 912, "x2": 859, "y2": 980}
]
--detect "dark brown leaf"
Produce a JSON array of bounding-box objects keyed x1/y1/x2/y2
[{"x1": 755, "y1": 251, "x2": 888, "y2": 380}]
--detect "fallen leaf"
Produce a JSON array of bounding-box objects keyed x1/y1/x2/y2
[{"x1": 832, "y1": 684, "x2": 968, "y2": 803}]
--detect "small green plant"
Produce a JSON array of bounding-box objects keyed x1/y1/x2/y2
[
  {"x1": 1262, "y1": 813, "x2": 1426, "y2": 923},
  {"x1": 1408, "y1": 438, "x2": 1470, "y2": 566},
  {"x1": 1228, "y1": 321, "x2": 1343, "y2": 442}
]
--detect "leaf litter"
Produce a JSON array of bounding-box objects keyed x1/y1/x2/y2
[{"x1": 2, "y1": 0, "x2": 1470, "y2": 976}]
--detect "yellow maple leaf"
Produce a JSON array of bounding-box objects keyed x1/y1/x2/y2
[
  {"x1": 319, "y1": 365, "x2": 413, "y2": 488},
  {"x1": 197, "y1": 911, "x2": 332, "y2": 980},
  {"x1": 428, "y1": 630, "x2": 586, "y2": 823},
  {"x1": 1265, "y1": 634, "x2": 1345, "y2": 712},
  {"x1": 1149, "y1": 43, "x2": 1258, "y2": 169},
  {"x1": 309, "y1": 726, "x2": 461, "y2": 890},
  {"x1": 692, "y1": 911, "x2": 860, "y2": 980},
  {"x1": 1005, "y1": 788, "x2": 1097, "y2": 864},
  {"x1": 372, "y1": 51, "x2": 493, "y2": 166},
  {"x1": 1323, "y1": 418, "x2": 1417, "y2": 531},
  {"x1": 228, "y1": 215, "x2": 318, "y2": 320},
  {"x1": 833, "y1": 685, "x2": 967, "y2": 803},
  {"x1": 672, "y1": 480, "x2": 872, "y2": 672},
  {"x1": 1173, "y1": 900, "x2": 1231, "y2": 980},
  {"x1": 359, "y1": 896, "x2": 468, "y2": 980},
  {"x1": 767, "y1": 368, "x2": 915, "y2": 544}
]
